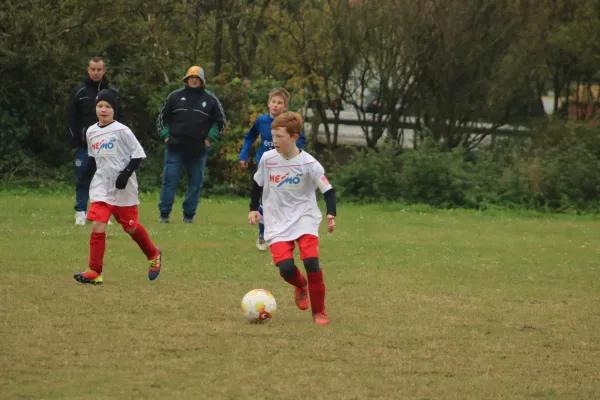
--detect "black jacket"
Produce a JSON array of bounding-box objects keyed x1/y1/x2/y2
[
  {"x1": 157, "y1": 86, "x2": 225, "y2": 152},
  {"x1": 67, "y1": 76, "x2": 120, "y2": 148}
]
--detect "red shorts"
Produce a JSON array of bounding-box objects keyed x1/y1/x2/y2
[
  {"x1": 87, "y1": 202, "x2": 139, "y2": 230},
  {"x1": 269, "y1": 234, "x2": 319, "y2": 265}
]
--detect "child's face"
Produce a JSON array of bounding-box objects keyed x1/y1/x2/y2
[
  {"x1": 268, "y1": 95, "x2": 288, "y2": 118},
  {"x1": 96, "y1": 101, "x2": 114, "y2": 125},
  {"x1": 272, "y1": 127, "x2": 298, "y2": 155}
]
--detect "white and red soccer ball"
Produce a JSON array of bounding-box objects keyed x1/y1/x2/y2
[{"x1": 241, "y1": 289, "x2": 277, "y2": 323}]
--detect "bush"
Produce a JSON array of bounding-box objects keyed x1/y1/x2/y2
[{"x1": 333, "y1": 122, "x2": 600, "y2": 213}]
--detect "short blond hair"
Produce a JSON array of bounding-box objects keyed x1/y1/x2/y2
[
  {"x1": 268, "y1": 88, "x2": 290, "y2": 106},
  {"x1": 272, "y1": 112, "x2": 303, "y2": 136}
]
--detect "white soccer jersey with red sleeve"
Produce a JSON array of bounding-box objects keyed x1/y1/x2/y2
[
  {"x1": 254, "y1": 149, "x2": 333, "y2": 245},
  {"x1": 86, "y1": 121, "x2": 146, "y2": 206}
]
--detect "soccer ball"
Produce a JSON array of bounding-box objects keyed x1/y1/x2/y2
[{"x1": 241, "y1": 289, "x2": 277, "y2": 323}]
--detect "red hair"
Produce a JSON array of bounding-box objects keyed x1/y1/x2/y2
[{"x1": 272, "y1": 112, "x2": 303, "y2": 136}]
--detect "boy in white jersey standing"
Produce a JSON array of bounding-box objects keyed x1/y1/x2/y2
[
  {"x1": 74, "y1": 89, "x2": 162, "y2": 285},
  {"x1": 248, "y1": 112, "x2": 336, "y2": 325}
]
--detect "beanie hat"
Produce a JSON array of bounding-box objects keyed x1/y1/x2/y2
[
  {"x1": 183, "y1": 65, "x2": 205, "y2": 84},
  {"x1": 95, "y1": 89, "x2": 118, "y2": 111}
]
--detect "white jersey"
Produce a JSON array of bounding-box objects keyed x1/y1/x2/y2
[
  {"x1": 254, "y1": 149, "x2": 333, "y2": 244},
  {"x1": 86, "y1": 121, "x2": 146, "y2": 206}
]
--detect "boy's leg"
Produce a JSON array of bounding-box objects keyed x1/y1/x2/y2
[
  {"x1": 256, "y1": 204, "x2": 266, "y2": 251},
  {"x1": 270, "y1": 241, "x2": 309, "y2": 310},
  {"x1": 158, "y1": 147, "x2": 183, "y2": 222},
  {"x1": 73, "y1": 147, "x2": 89, "y2": 224},
  {"x1": 182, "y1": 148, "x2": 208, "y2": 222},
  {"x1": 74, "y1": 202, "x2": 109, "y2": 284},
  {"x1": 113, "y1": 205, "x2": 162, "y2": 281},
  {"x1": 298, "y1": 234, "x2": 328, "y2": 324}
]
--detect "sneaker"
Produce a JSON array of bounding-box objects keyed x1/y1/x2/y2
[
  {"x1": 75, "y1": 211, "x2": 86, "y2": 225},
  {"x1": 183, "y1": 215, "x2": 194, "y2": 224},
  {"x1": 74, "y1": 270, "x2": 103, "y2": 285},
  {"x1": 159, "y1": 215, "x2": 170, "y2": 223},
  {"x1": 295, "y1": 285, "x2": 309, "y2": 310},
  {"x1": 312, "y1": 311, "x2": 329, "y2": 325},
  {"x1": 148, "y1": 248, "x2": 162, "y2": 281},
  {"x1": 255, "y1": 235, "x2": 267, "y2": 251}
]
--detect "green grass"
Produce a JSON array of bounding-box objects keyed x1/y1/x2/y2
[{"x1": 1, "y1": 191, "x2": 600, "y2": 399}]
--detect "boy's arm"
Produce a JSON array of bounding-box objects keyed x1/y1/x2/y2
[
  {"x1": 77, "y1": 129, "x2": 96, "y2": 185},
  {"x1": 207, "y1": 93, "x2": 226, "y2": 145},
  {"x1": 238, "y1": 121, "x2": 260, "y2": 162},
  {"x1": 116, "y1": 129, "x2": 147, "y2": 189},
  {"x1": 249, "y1": 180, "x2": 263, "y2": 211},
  {"x1": 157, "y1": 93, "x2": 173, "y2": 141},
  {"x1": 250, "y1": 157, "x2": 266, "y2": 209},
  {"x1": 248, "y1": 158, "x2": 265, "y2": 224},
  {"x1": 297, "y1": 130, "x2": 307, "y2": 149},
  {"x1": 313, "y1": 165, "x2": 336, "y2": 216}
]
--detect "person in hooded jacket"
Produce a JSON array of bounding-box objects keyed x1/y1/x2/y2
[{"x1": 156, "y1": 66, "x2": 226, "y2": 224}]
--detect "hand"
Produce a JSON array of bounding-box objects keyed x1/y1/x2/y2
[
  {"x1": 248, "y1": 211, "x2": 260, "y2": 225},
  {"x1": 115, "y1": 170, "x2": 131, "y2": 190},
  {"x1": 205, "y1": 139, "x2": 212, "y2": 147},
  {"x1": 72, "y1": 148, "x2": 77, "y2": 153},
  {"x1": 327, "y1": 215, "x2": 335, "y2": 233},
  {"x1": 164, "y1": 137, "x2": 169, "y2": 143},
  {"x1": 239, "y1": 160, "x2": 248, "y2": 171}
]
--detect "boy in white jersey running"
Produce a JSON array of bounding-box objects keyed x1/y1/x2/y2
[
  {"x1": 248, "y1": 112, "x2": 336, "y2": 325},
  {"x1": 73, "y1": 89, "x2": 162, "y2": 285}
]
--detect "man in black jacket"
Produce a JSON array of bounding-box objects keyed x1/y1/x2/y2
[
  {"x1": 67, "y1": 57, "x2": 121, "y2": 225},
  {"x1": 157, "y1": 66, "x2": 226, "y2": 223}
]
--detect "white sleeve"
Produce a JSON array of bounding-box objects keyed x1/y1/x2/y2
[
  {"x1": 312, "y1": 162, "x2": 333, "y2": 193},
  {"x1": 253, "y1": 156, "x2": 266, "y2": 187},
  {"x1": 124, "y1": 128, "x2": 147, "y2": 159}
]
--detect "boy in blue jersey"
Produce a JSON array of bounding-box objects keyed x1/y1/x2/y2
[{"x1": 238, "y1": 88, "x2": 306, "y2": 251}]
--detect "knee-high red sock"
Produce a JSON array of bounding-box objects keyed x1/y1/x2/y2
[
  {"x1": 89, "y1": 232, "x2": 106, "y2": 274},
  {"x1": 280, "y1": 266, "x2": 307, "y2": 288},
  {"x1": 308, "y1": 270, "x2": 326, "y2": 314},
  {"x1": 129, "y1": 224, "x2": 158, "y2": 259}
]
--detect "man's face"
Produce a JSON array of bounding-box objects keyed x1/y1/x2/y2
[
  {"x1": 186, "y1": 76, "x2": 202, "y2": 88},
  {"x1": 88, "y1": 61, "x2": 106, "y2": 82}
]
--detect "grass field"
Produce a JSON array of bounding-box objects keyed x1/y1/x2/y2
[{"x1": 2, "y1": 191, "x2": 600, "y2": 399}]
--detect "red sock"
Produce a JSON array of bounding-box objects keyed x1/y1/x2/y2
[
  {"x1": 89, "y1": 232, "x2": 106, "y2": 274},
  {"x1": 308, "y1": 270, "x2": 326, "y2": 314},
  {"x1": 129, "y1": 224, "x2": 158, "y2": 259},
  {"x1": 280, "y1": 266, "x2": 307, "y2": 288}
]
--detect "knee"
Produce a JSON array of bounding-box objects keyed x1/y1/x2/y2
[
  {"x1": 277, "y1": 258, "x2": 296, "y2": 279},
  {"x1": 303, "y1": 257, "x2": 321, "y2": 273},
  {"x1": 124, "y1": 223, "x2": 138, "y2": 235}
]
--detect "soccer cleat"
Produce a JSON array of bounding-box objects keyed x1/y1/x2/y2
[
  {"x1": 295, "y1": 285, "x2": 309, "y2": 310},
  {"x1": 75, "y1": 211, "x2": 86, "y2": 225},
  {"x1": 74, "y1": 270, "x2": 103, "y2": 285},
  {"x1": 312, "y1": 311, "x2": 329, "y2": 325},
  {"x1": 148, "y1": 248, "x2": 162, "y2": 281},
  {"x1": 255, "y1": 235, "x2": 267, "y2": 251}
]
